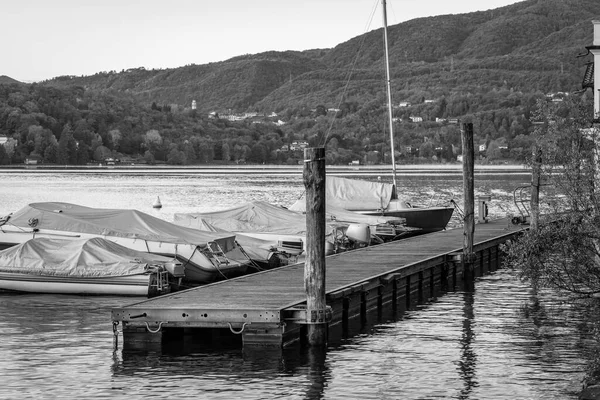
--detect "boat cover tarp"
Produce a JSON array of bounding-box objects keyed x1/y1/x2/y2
[
  {"x1": 174, "y1": 201, "x2": 348, "y2": 234},
  {"x1": 174, "y1": 201, "x2": 317, "y2": 235},
  {"x1": 5, "y1": 202, "x2": 236, "y2": 252},
  {"x1": 176, "y1": 217, "x2": 277, "y2": 263},
  {"x1": 289, "y1": 176, "x2": 395, "y2": 212},
  {"x1": 175, "y1": 200, "x2": 402, "y2": 237},
  {"x1": 0, "y1": 237, "x2": 173, "y2": 277}
]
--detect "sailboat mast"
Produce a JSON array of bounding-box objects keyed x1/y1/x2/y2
[{"x1": 382, "y1": 0, "x2": 398, "y2": 191}]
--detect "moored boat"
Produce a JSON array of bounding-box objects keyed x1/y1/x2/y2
[
  {"x1": 291, "y1": 176, "x2": 454, "y2": 234},
  {"x1": 0, "y1": 237, "x2": 185, "y2": 296},
  {"x1": 174, "y1": 200, "x2": 407, "y2": 256},
  {"x1": 0, "y1": 202, "x2": 251, "y2": 283}
]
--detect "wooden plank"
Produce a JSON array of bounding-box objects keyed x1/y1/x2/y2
[{"x1": 112, "y1": 218, "x2": 525, "y2": 331}]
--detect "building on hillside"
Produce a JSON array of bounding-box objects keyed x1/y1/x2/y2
[
  {"x1": 290, "y1": 141, "x2": 309, "y2": 151},
  {"x1": 24, "y1": 154, "x2": 42, "y2": 165}
]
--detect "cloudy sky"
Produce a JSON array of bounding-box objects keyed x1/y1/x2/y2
[{"x1": 4, "y1": 0, "x2": 524, "y2": 82}]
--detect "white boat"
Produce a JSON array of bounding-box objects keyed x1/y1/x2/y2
[
  {"x1": 176, "y1": 216, "x2": 303, "y2": 269},
  {"x1": 291, "y1": 175, "x2": 454, "y2": 234},
  {"x1": 0, "y1": 237, "x2": 185, "y2": 296},
  {"x1": 0, "y1": 202, "x2": 251, "y2": 283},
  {"x1": 174, "y1": 200, "x2": 408, "y2": 256}
]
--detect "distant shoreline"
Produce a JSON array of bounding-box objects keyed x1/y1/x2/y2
[{"x1": 0, "y1": 163, "x2": 531, "y2": 175}]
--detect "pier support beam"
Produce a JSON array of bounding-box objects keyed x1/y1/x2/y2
[{"x1": 303, "y1": 147, "x2": 328, "y2": 346}]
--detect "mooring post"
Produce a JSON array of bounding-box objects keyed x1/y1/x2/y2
[
  {"x1": 303, "y1": 147, "x2": 327, "y2": 346},
  {"x1": 530, "y1": 144, "x2": 542, "y2": 230},
  {"x1": 461, "y1": 122, "x2": 476, "y2": 280}
]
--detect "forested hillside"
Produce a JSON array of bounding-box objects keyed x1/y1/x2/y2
[{"x1": 0, "y1": 0, "x2": 598, "y2": 166}]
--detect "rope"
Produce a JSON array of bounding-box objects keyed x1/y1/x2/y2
[
  {"x1": 320, "y1": 0, "x2": 380, "y2": 147},
  {"x1": 228, "y1": 322, "x2": 249, "y2": 335},
  {"x1": 235, "y1": 240, "x2": 265, "y2": 272},
  {"x1": 145, "y1": 321, "x2": 164, "y2": 334}
]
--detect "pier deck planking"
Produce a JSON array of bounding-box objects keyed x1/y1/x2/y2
[{"x1": 112, "y1": 218, "x2": 524, "y2": 346}]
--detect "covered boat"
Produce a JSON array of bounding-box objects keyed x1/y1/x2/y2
[
  {"x1": 290, "y1": 176, "x2": 454, "y2": 233},
  {"x1": 0, "y1": 202, "x2": 251, "y2": 283},
  {"x1": 180, "y1": 218, "x2": 301, "y2": 269},
  {"x1": 174, "y1": 200, "x2": 407, "y2": 255},
  {"x1": 0, "y1": 237, "x2": 184, "y2": 296}
]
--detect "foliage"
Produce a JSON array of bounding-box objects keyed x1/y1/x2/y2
[
  {"x1": 502, "y1": 96, "x2": 600, "y2": 297},
  {"x1": 1, "y1": 0, "x2": 599, "y2": 166}
]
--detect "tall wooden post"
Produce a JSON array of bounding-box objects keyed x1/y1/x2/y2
[
  {"x1": 462, "y1": 123, "x2": 475, "y2": 278},
  {"x1": 303, "y1": 147, "x2": 327, "y2": 346},
  {"x1": 530, "y1": 145, "x2": 541, "y2": 230}
]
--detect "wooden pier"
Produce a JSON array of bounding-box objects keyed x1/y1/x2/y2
[{"x1": 111, "y1": 218, "x2": 524, "y2": 349}]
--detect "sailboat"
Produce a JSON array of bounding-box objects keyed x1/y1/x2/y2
[{"x1": 293, "y1": 0, "x2": 454, "y2": 234}]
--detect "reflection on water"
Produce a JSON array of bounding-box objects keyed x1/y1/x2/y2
[
  {"x1": 0, "y1": 270, "x2": 593, "y2": 399},
  {"x1": 0, "y1": 172, "x2": 591, "y2": 399}
]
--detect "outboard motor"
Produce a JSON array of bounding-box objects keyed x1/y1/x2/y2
[{"x1": 345, "y1": 223, "x2": 371, "y2": 247}]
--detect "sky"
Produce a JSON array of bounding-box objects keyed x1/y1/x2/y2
[{"x1": 4, "y1": 0, "x2": 525, "y2": 83}]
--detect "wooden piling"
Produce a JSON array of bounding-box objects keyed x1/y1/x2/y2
[
  {"x1": 531, "y1": 145, "x2": 542, "y2": 230},
  {"x1": 462, "y1": 122, "x2": 476, "y2": 279},
  {"x1": 303, "y1": 147, "x2": 327, "y2": 346}
]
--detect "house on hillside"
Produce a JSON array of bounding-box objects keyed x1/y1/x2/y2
[
  {"x1": 24, "y1": 154, "x2": 42, "y2": 165},
  {"x1": 290, "y1": 141, "x2": 309, "y2": 151}
]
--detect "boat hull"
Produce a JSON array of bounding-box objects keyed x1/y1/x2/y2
[
  {"x1": 0, "y1": 229, "x2": 247, "y2": 284},
  {"x1": 358, "y1": 206, "x2": 454, "y2": 233},
  {"x1": 0, "y1": 272, "x2": 152, "y2": 296}
]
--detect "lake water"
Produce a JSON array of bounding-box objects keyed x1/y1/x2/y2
[{"x1": 0, "y1": 168, "x2": 594, "y2": 399}]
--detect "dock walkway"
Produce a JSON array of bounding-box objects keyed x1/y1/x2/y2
[{"x1": 112, "y1": 218, "x2": 523, "y2": 348}]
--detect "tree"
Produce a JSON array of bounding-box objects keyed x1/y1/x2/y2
[
  {"x1": 56, "y1": 124, "x2": 78, "y2": 165},
  {"x1": 0, "y1": 145, "x2": 9, "y2": 165},
  {"x1": 503, "y1": 97, "x2": 600, "y2": 297},
  {"x1": 108, "y1": 129, "x2": 122, "y2": 150},
  {"x1": 93, "y1": 145, "x2": 112, "y2": 161},
  {"x1": 43, "y1": 142, "x2": 58, "y2": 163},
  {"x1": 222, "y1": 142, "x2": 231, "y2": 162},
  {"x1": 143, "y1": 150, "x2": 156, "y2": 165}
]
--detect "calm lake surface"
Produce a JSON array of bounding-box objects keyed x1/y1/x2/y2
[{"x1": 0, "y1": 167, "x2": 595, "y2": 399}]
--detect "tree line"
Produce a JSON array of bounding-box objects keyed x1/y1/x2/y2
[{"x1": 0, "y1": 82, "x2": 581, "y2": 166}]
